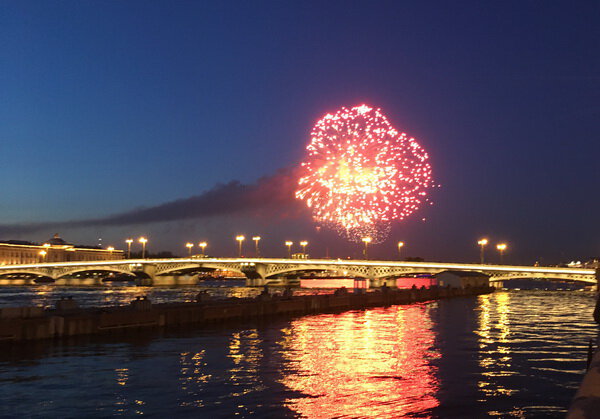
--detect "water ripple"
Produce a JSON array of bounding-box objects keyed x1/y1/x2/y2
[{"x1": 0, "y1": 290, "x2": 595, "y2": 417}]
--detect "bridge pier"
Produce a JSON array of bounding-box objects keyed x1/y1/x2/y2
[
  {"x1": 128, "y1": 264, "x2": 156, "y2": 286},
  {"x1": 246, "y1": 277, "x2": 266, "y2": 287},
  {"x1": 135, "y1": 276, "x2": 153, "y2": 286}
]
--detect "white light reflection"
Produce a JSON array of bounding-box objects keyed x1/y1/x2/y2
[
  {"x1": 179, "y1": 350, "x2": 211, "y2": 408},
  {"x1": 476, "y1": 292, "x2": 516, "y2": 401}
]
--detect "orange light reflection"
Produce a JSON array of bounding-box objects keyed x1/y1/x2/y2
[{"x1": 279, "y1": 304, "x2": 440, "y2": 417}]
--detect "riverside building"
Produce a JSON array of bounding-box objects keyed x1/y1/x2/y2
[{"x1": 0, "y1": 234, "x2": 123, "y2": 265}]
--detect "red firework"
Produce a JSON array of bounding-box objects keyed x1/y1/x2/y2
[{"x1": 296, "y1": 105, "x2": 433, "y2": 242}]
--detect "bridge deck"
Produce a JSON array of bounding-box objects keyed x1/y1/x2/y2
[{"x1": 0, "y1": 258, "x2": 595, "y2": 283}]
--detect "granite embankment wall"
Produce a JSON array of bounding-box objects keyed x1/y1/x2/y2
[{"x1": 0, "y1": 286, "x2": 493, "y2": 343}]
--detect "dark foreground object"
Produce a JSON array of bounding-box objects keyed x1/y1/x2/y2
[
  {"x1": 568, "y1": 349, "x2": 600, "y2": 418},
  {"x1": 569, "y1": 291, "x2": 600, "y2": 418},
  {"x1": 0, "y1": 286, "x2": 493, "y2": 343}
]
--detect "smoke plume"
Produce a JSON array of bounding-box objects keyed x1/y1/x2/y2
[{"x1": 0, "y1": 167, "x2": 305, "y2": 236}]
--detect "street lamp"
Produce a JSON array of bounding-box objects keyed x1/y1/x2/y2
[
  {"x1": 300, "y1": 240, "x2": 308, "y2": 256},
  {"x1": 253, "y1": 236, "x2": 261, "y2": 257},
  {"x1": 39, "y1": 250, "x2": 47, "y2": 262},
  {"x1": 397, "y1": 241, "x2": 404, "y2": 260},
  {"x1": 139, "y1": 237, "x2": 148, "y2": 258},
  {"x1": 285, "y1": 241, "x2": 293, "y2": 258},
  {"x1": 496, "y1": 243, "x2": 507, "y2": 264},
  {"x1": 199, "y1": 242, "x2": 207, "y2": 257},
  {"x1": 236, "y1": 235, "x2": 245, "y2": 257},
  {"x1": 477, "y1": 238, "x2": 488, "y2": 264},
  {"x1": 362, "y1": 237, "x2": 372, "y2": 259},
  {"x1": 125, "y1": 239, "x2": 133, "y2": 259},
  {"x1": 107, "y1": 246, "x2": 114, "y2": 259},
  {"x1": 186, "y1": 242, "x2": 194, "y2": 256}
]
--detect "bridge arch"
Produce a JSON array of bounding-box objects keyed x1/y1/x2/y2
[
  {"x1": 55, "y1": 267, "x2": 136, "y2": 280},
  {"x1": 196, "y1": 262, "x2": 245, "y2": 276},
  {"x1": 488, "y1": 274, "x2": 594, "y2": 284},
  {"x1": 0, "y1": 269, "x2": 53, "y2": 279},
  {"x1": 372, "y1": 267, "x2": 443, "y2": 279},
  {"x1": 264, "y1": 265, "x2": 370, "y2": 279},
  {"x1": 154, "y1": 263, "x2": 211, "y2": 276}
]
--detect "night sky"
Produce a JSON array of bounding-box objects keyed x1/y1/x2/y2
[{"x1": 1, "y1": 1, "x2": 598, "y2": 264}]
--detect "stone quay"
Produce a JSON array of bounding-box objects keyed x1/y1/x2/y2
[{"x1": 0, "y1": 286, "x2": 494, "y2": 343}]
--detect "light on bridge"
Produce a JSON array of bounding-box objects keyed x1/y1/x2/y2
[
  {"x1": 496, "y1": 243, "x2": 508, "y2": 264},
  {"x1": 253, "y1": 236, "x2": 261, "y2": 257},
  {"x1": 236, "y1": 235, "x2": 245, "y2": 257},
  {"x1": 362, "y1": 237, "x2": 372, "y2": 260},
  {"x1": 139, "y1": 237, "x2": 148, "y2": 258},
  {"x1": 300, "y1": 240, "x2": 308, "y2": 255},
  {"x1": 478, "y1": 238, "x2": 488, "y2": 264},
  {"x1": 185, "y1": 242, "x2": 194, "y2": 256},
  {"x1": 125, "y1": 239, "x2": 133, "y2": 259},
  {"x1": 285, "y1": 241, "x2": 294, "y2": 258}
]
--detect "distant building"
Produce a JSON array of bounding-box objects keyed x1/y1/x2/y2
[
  {"x1": 0, "y1": 234, "x2": 124, "y2": 265},
  {"x1": 434, "y1": 270, "x2": 490, "y2": 288}
]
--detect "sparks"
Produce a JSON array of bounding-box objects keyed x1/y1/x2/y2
[{"x1": 296, "y1": 105, "x2": 433, "y2": 242}]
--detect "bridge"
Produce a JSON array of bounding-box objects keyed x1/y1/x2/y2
[{"x1": 0, "y1": 257, "x2": 595, "y2": 286}]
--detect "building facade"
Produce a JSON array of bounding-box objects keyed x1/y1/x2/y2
[{"x1": 0, "y1": 234, "x2": 124, "y2": 265}]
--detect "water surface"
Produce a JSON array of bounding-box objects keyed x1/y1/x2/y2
[{"x1": 0, "y1": 290, "x2": 595, "y2": 417}]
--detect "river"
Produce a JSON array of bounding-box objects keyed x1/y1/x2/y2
[{"x1": 0, "y1": 289, "x2": 595, "y2": 417}]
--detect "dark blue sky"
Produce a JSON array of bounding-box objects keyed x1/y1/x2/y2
[{"x1": 1, "y1": 1, "x2": 598, "y2": 263}]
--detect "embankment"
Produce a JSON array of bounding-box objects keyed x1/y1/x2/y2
[{"x1": 0, "y1": 286, "x2": 493, "y2": 343}]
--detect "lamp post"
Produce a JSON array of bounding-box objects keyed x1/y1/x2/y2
[
  {"x1": 285, "y1": 241, "x2": 293, "y2": 258},
  {"x1": 186, "y1": 242, "x2": 194, "y2": 256},
  {"x1": 139, "y1": 237, "x2": 148, "y2": 258},
  {"x1": 125, "y1": 239, "x2": 133, "y2": 259},
  {"x1": 107, "y1": 246, "x2": 114, "y2": 259},
  {"x1": 236, "y1": 235, "x2": 245, "y2": 257},
  {"x1": 300, "y1": 240, "x2": 308, "y2": 256},
  {"x1": 362, "y1": 237, "x2": 372, "y2": 260},
  {"x1": 199, "y1": 242, "x2": 207, "y2": 257},
  {"x1": 496, "y1": 243, "x2": 507, "y2": 264},
  {"x1": 397, "y1": 241, "x2": 404, "y2": 260},
  {"x1": 477, "y1": 238, "x2": 488, "y2": 264},
  {"x1": 253, "y1": 236, "x2": 261, "y2": 257},
  {"x1": 39, "y1": 250, "x2": 47, "y2": 263}
]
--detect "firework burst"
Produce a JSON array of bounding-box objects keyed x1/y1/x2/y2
[{"x1": 296, "y1": 105, "x2": 433, "y2": 242}]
